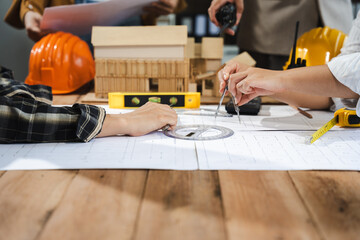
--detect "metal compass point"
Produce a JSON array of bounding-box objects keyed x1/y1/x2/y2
[{"x1": 164, "y1": 124, "x2": 234, "y2": 141}]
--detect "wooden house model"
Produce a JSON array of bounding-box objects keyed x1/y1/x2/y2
[
  {"x1": 186, "y1": 37, "x2": 224, "y2": 97},
  {"x1": 92, "y1": 26, "x2": 189, "y2": 98}
]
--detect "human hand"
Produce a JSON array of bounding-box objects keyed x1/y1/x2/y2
[
  {"x1": 143, "y1": 0, "x2": 178, "y2": 16},
  {"x1": 98, "y1": 102, "x2": 178, "y2": 138},
  {"x1": 228, "y1": 67, "x2": 285, "y2": 106},
  {"x1": 24, "y1": 11, "x2": 44, "y2": 42},
  {"x1": 208, "y1": 0, "x2": 244, "y2": 35},
  {"x1": 218, "y1": 61, "x2": 251, "y2": 94}
]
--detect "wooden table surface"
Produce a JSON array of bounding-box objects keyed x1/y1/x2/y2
[{"x1": 1, "y1": 93, "x2": 360, "y2": 240}]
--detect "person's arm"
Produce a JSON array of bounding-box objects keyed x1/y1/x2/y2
[
  {"x1": 97, "y1": 102, "x2": 177, "y2": 137},
  {"x1": 218, "y1": 62, "x2": 358, "y2": 108},
  {"x1": 208, "y1": 0, "x2": 244, "y2": 35},
  {"x1": 142, "y1": 0, "x2": 187, "y2": 25},
  {"x1": 0, "y1": 97, "x2": 177, "y2": 143},
  {"x1": 23, "y1": 11, "x2": 44, "y2": 41},
  {"x1": 143, "y1": 0, "x2": 180, "y2": 16},
  {"x1": 0, "y1": 76, "x2": 177, "y2": 143}
]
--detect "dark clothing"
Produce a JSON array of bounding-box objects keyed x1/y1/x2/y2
[
  {"x1": 242, "y1": 50, "x2": 289, "y2": 70},
  {"x1": 0, "y1": 66, "x2": 105, "y2": 143}
]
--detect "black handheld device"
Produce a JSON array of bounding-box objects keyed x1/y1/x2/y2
[
  {"x1": 226, "y1": 97, "x2": 261, "y2": 115},
  {"x1": 215, "y1": 2, "x2": 237, "y2": 33}
]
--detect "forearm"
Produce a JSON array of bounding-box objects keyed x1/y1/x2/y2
[
  {"x1": 0, "y1": 99, "x2": 105, "y2": 143},
  {"x1": 280, "y1": 65, "x2": 359, "y2": 98},
  {"x1": 96, "y1": 114, "x2": 127, "y2": 137},
  {"x1": 272, "y1": 91, "x2": 333, "y2": 110}
]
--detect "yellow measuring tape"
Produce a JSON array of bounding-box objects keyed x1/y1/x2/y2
[
  {"x1": 310, "y1": 108, "x2": 360, "y2": 144},
  {"x1": 108, "y1": 92, "x2": 200, "y2": 109}
]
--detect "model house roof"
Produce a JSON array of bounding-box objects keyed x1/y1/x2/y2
[{"x1": 92, "y1": 26, "x2": 188, "y2": 47}]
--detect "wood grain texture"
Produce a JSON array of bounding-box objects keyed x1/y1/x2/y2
[
  {"x1": 219, "y1": 171, "x2": 321, "y2": 240},
  {"x1": 52, "y1": 94, "x2": 82, "y2": 105},
  {"x1": 133, "y1": 171, "x2": 226, "y2": 240},
  {"x1": 0, "y1": 170, "x2": 77, "y2": 240},
  {"x1": 290, "y1": 171, "x2": 360, "y2": 240},
  {"x1": 38, "y1": 170, "x2": 147, "y2": 240}
]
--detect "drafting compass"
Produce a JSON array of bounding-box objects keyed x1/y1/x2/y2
[{"x1": 215, "y1": 85, "x2": 241, "y2": 123}]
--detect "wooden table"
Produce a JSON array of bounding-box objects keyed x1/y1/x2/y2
[{"x1": 1, "y1": 93, "x2": 359, "y2": 240}]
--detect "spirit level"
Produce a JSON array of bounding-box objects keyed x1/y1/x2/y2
[{"x1": 108, "y1": 92, "x2": 201, "y2": 109}]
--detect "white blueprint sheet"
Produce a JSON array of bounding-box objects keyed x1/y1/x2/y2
[
  {"x1": 196, "y1": 130, "x2": 360, "y2": 170},
  {"x1": 1, "y1": 105, "x2": 360, "y2": 171},
  {"x1": 0, "y1": 133, "x2": 197, "y2": 170},
  {"x1": 41, "y1": 0, "x2": 153, "y2": 36}
]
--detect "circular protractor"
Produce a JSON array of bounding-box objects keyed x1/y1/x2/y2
[{"x1": 164, "y1": 124, "x2": 234, "y2": 141}]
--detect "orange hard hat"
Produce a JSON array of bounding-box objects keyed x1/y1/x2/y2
[
  {"x1": 26, "y1": 32, "x2": 95, "y2": 94},
  {"x1": 284, "y1": 26, "x2": 347, "y2": 69}
]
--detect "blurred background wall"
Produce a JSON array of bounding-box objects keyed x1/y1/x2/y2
[{"x1": 0, "y1": 0, "x2": 34, "y2": 82}]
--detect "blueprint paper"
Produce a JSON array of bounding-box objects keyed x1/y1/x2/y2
[
  {"x1": 0, "y1": 133, "x2": 197, "y2": 171},
  {"x1": 176, "y1": 105, "x2": 345, "y2": 131},
  {"x1": 1, "y1": 105, "x2": 360, "y2": 171},
  {"x1": 196, "y1": 130, "x2": 360, "y2": 170},
  {"x1": 40, "y1": 0, "x2": 153, "y2": 36}
]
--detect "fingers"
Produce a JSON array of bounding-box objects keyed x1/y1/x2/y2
[
  {"x1": 144, "y1": 1, "x2": 176, "y2": 15},
  {"x1": 208, "y1": 0, "x2": 228, "y2": 26},
  {"x1": 218, "y1": 61, "x2": 241, "y2": 93},
  {"x1": 158, "y1": 0, "x2": 177, "y2": 8},
  {"x1": 228, "y1": 71, "x2": 247, "y2": 97},
  {"x1": 24, "y1": 11, "x2": 44, "y2": 42},
  {"x1": 209, "y1": 0, "x2": 243, "y2": 32},
  {"x1": 126, "y1": 102, "x2": 177, "y2": 136},
  {"x1": 234, "y1": 0, "x2": 244, "y2": 25},
  {"x1": 236, "y1": 79, "x2": 255, "y2": 95},
  {"x1": 237, "y1": 92, "x2": 259, "y2": 106},
  {"x1": 219, "y1": 80, "x2": 226, "y2": 94},
  {"x1": 224, "y1": 28, "x2": 235, "y2": 36}
]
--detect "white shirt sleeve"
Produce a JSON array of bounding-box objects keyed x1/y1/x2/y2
[{"x1": 327, "y1": 11, "x2": 360, "y2": 116}]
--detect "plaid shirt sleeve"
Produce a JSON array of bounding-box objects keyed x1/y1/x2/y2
[{"x1": 0, "y1": 66, "x2": 106, "y2": 143}]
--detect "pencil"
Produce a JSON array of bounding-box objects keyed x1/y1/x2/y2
[{"x1": 290, "y1": 105, "x2": 313, "y2": 119}]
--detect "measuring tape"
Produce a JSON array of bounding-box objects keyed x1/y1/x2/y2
[
  {"x1": 310, "y1": 108, "x2": 360, "y2": 143},
  {"x1": 108, "y1": 92, "x2": 200, "y2": 109}
]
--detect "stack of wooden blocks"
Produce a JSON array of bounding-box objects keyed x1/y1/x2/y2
[{"x1": 187, "y1": 37, "x2": 224, "y2": 97}]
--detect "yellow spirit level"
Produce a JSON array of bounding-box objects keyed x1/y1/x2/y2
[
  {"x1": 108, "y1": 92, "x2": 201, "y2": 109},
  {"x1": 310, "y1": 108, "x2": 360, "y2": 143}
]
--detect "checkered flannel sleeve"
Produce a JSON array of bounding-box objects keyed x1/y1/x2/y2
[{"x1": 0, "y1": 67, "x2": 106, "y2": 143}]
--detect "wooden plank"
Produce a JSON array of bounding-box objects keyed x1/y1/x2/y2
[
  {"x1": 52, "y1": 94, "x2": 81, "y2": 105},
  {"x1": 186, "y1": 37, "x2": 195, "y2": 59},
  {"x1": 133, "y1": 171, "x2": 226, "y2": 240},
  {"x1": 0, "y1": 94, "x2": 82, "y2": 240},
  {"x1": 219, "y1": 171, "x2": 322, "y2": 240},
  {"x1": 38, "y1": 170, "x2": 147, "y2": 240},
  {"x1": 201, "y1": 37, "x2": 223, "y2": 59},
  {"x1": 92, "y1": 26, "x2": 187, "y2": 46},
  {"x1": 0, "y1": 170, "x2": 77, "y2": 240},
  {"x1": 227, "y1": 51, "x2": 256, "y2": 66},
  {"x1": 289, "y1": 171, "x2": 360, "y2": 240}
]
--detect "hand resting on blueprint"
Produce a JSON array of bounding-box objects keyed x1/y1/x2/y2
[
  {"x1": 218, "y1": 61, "x2": 359, "y2": 110},
  {"x1": 97, "y1": 102, "x2": 177, "y2": 138}
]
